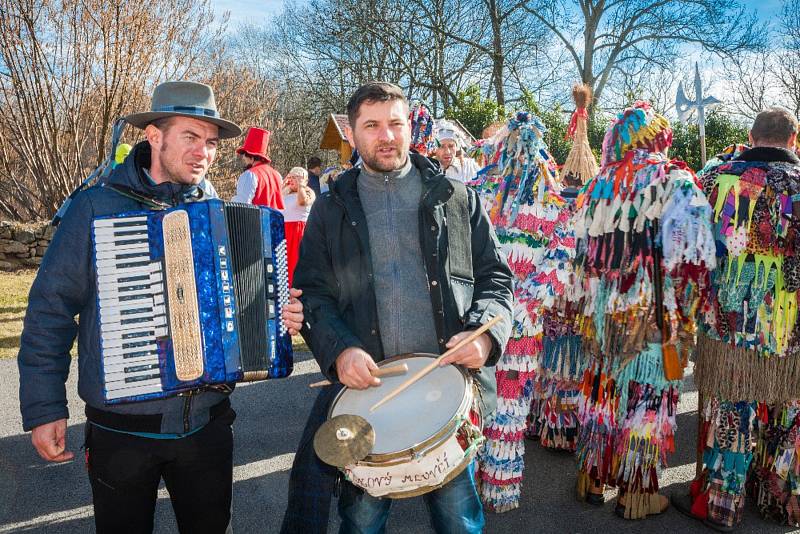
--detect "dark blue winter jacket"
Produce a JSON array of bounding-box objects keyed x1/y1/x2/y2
[{"x1": 18, "y1": 141, "x2": 229, "y2": 434}]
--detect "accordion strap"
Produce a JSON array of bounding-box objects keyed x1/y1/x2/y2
[
  {"x1": 52, "y1": 118, "x2": 127, "y2": 227},
  {"x1": 104, "y1": 183, "x2": 172, "y2": 210}
]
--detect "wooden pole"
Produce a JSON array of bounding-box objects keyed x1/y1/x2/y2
[
  {"x1": 698, "y1": 98, "x2": 708, "y2": 167},
  {"x1": 696, "y1": 391, "x2": 705, "y2": 477}
]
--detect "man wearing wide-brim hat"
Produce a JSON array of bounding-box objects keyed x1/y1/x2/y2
[
  {"x1": 231, "y1": 126, "x2": 285, "y2": 209},
  {"x1": 17, "y1": 81, "x2": 304, "y2": 533}
]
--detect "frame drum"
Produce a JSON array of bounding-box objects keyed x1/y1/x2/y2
[{"x1": 329, "y1": 353, "x2": 484, "y2": 498}]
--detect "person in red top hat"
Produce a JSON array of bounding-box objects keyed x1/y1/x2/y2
[{"x1": 232, "y1": 126, "x2": 285, "y2": 209}]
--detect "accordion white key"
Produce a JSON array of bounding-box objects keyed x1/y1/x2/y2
[{"x1": 92, "y1": 199, "x2": 293, "y2": 403}]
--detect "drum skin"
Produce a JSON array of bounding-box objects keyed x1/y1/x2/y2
[{"x1": 329, "y1": 353, "x2": 483, "y2": 498}]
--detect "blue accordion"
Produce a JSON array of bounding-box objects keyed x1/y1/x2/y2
[{"x1": 91, "y1": 199, "x2": 293, "y2": 403}]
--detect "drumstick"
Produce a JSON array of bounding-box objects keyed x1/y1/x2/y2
[
  {"x1": 369, "y1": 316, "x2": 502, "y2": 412},
  {"x1": 308, "y1": 363, "x2": 409, "y2": 388}
]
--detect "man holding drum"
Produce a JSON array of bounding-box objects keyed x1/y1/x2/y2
[{"x1": 282, "y1": 82, "x2": 513, "y2": 533}]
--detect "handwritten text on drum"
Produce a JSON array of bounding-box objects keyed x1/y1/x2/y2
[{"x1": 346, "y1": 451, "x2": 455, "y2": 489}]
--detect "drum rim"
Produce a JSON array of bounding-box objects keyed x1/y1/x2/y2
[{"x1": 328, "y1": 352, "x2": 473, "y2": 463}]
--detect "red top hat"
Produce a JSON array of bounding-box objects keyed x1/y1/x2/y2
[{"x1": 237, "y1": 127, "x2": 271, "y2": 162}]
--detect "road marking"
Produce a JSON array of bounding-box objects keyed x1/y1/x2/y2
[
  {"x1": 233, "y1": 453, "x2": 295, "y2": 481},
  {"x1": 0, "y1": 506, "x2": 94, "y2": 532},
  {"x1": 0, "y1": 453, "x2": 296, "y2": 531}
]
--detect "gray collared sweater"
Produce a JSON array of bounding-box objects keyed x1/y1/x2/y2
[{"x1": 357, "y1": 159, "x2": 440, "y2": 357}]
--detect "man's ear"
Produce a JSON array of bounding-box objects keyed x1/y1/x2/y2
[
  {"x1": 344, "y1": 125, "x2": 355, "y2": 148},
  {"x1": 145, "y1": 124, "x2": 162, "y2": 149},
  {"x1": 748, "y1": 130, "x2": 754, "y2": 146},
  {"x1": 788, "y1": 131, "x2": 798, "y2": 150}
]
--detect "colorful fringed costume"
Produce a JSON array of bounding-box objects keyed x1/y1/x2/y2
[
  {"x1": 689, "y1": 145, "x2": 800, "y2": 528},
  {"x1": 568, "y1": 102, "x2": 715, "y2": 518},
  {"x1": 408, "y1": 100, "x2": 435, "y2": 156},
  {"x1": 466, "y1": 139, "x2": 501, "y2": 213},
  {"x1": 468, "y1": 139, "x2": 492, "y2": 170},
  {"x1": 699, "y1": 144, "x2": 749, "y2": 175},
  {"x1": 524, "y1": 313, "x2": 583, "y2": 451},
  {"x1": 473, "y1": 112, "x2": 579, "y2": 512},
  {"x1": 525, "y1": 86, "x2": 597, "y2": 450}
]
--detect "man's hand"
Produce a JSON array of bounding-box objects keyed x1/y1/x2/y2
[
  {"x1": 281, "y1": 288, "x2": 304, "y2": 335},
  {"x1": 335, "y1": 347, "x2": 381, "y2": 389},
  {"x1": 439, "y1": 332, "x2": 492, "y2": 369},
  {"x1": 31, "y1": 419, "x2": 73, "y2": 462}
]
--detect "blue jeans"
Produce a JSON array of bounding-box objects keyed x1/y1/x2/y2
[{"x1": 338, "y1": 462, "x2": 484, "y2": 534}]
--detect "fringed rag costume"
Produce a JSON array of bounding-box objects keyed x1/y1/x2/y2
[
  {"x1": 525, "y1": 84, "x2": 600, "y2": 451},
  {"x1": 409, "y1": 100, "x2": 435, "y2": 156},
  {"x1": 472, "y1": 112, "x2": 579, "y2": 512},
  {"x1": 699, "y1": 144, "x2": 749, "y2": 175},
  {"x1": 568, "y1": 102, "x2": 715, "y2": 518},
  {"x1": 689, "y1": 145, "x2": 800, "y2": 528}
]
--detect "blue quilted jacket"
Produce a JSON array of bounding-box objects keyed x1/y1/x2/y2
[{"x1": 18, "y1": 141, "x2": 229, "y2": 434}]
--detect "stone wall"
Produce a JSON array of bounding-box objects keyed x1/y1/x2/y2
[{"x1": 0, "y1": 221, "x2": 53, "y2": 270}]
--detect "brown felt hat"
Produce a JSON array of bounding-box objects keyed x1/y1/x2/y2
[{"x1": 124, "y1": 81, "x2": 242, "y2": 139}]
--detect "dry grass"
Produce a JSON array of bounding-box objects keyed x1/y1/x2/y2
[
  {"x1": 0, "y1": 270, "x2": 36, "y2": 359},
  {"x1": 0, "y1": 270, "x2": 310, "y2": 359}
]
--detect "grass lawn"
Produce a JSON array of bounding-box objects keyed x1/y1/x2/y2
[
  {"x1": 0, "y1": 270, "x2": 35, "y2": 359},
  {"x1": 0, "y1": 270, "x2": 309, "y2": 358}
]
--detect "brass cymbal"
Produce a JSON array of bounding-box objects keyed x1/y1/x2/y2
[{"x1": 313, "y1": 414, "x2": 375, "y2": 468}]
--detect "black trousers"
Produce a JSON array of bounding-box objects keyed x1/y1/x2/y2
[{"x1": 85, "y1": 408, "x2": 235, "y2": 534}]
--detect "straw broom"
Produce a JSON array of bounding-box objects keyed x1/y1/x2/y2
[{"x1": 561, "y1": 84, "x2": 599, "y2": 187}]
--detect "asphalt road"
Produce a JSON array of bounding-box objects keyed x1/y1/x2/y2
[{"x1": 1, "y1": 354, "x2": 798, "y2": 533}]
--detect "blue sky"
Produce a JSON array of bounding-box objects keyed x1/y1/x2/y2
[
  {"x1": 213, "y1": 0, "x2": 284, "y2": 27},
  {"x1": 742, "y1": 0, "x2": 783, "y2": 17},
  {"x1": 210, "y1": 0, "x2": 789, "y2": 110},
  {"x1": 213, "y1": 0, "x2": 785, "y2": 26}
]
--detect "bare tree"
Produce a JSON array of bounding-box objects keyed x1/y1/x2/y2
[
  {"x1": 397, "y1": 0, "x2": 556, "y2": 108},
  {"x1": 720, "y1": 0, "x2": 799, "y2": 121},
  {"x1": 604, "y1": 64, "x2": 680, "y2": 114},
  {"x1": 201, "y1": 57, "x2": 282, "y2": 199},
  {"x1": 771, "y1": 0, "x2": 800, "y2": 117},
  {"x1": 271, "y1": 0, "x2": 481, "y2": 112},
  {"x1": 523, "y1": 0, "x2": 765, "y2": 106},
  {"x1": 726, "y1": 55, "x2": 775, "y2": 120},
  {"x1": 0, "y1": 0, "x2": 225, "y2": 220},
  {"x1": 260, "y1": 0, "x2": 562, "y2": 113},
  {"x1": 227, "y1": 15, "x2": 351, "y2": 171}
]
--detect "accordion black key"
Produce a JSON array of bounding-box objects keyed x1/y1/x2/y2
[{"x1": 92, "y1": 199, "x2": 293, "y2": 403}]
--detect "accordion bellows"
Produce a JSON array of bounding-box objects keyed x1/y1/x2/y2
[{"x1": 92, "y1": 199, "x2": 293, "y2": 403}]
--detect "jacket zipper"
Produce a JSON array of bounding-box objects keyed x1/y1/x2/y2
[
  {"x1": 328, "y1": 162, "x2": 449, "y2": 358},
  {"x1": 183, "y1": 393, "x2": 192, "y2": 433},
  {"x1": 384, "y1": 175, "x2": 401, "y2": 356}
]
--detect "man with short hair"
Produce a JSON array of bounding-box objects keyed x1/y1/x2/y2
[
  {"x1": 434, "y1": 121, "x2": 480, "y2": 183},
  {"x1": 307, "y1": 156, "x2": 323, "y2": 197},
  {"x1": 18, "y1": 81, "x2": 304, "y2": 534},
  {"x1": 675, "y1": 107, "x2": 800, "y2": 530},
  {"x1": 281, "y1": 81, "x2": 513, "y2": 533}
]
